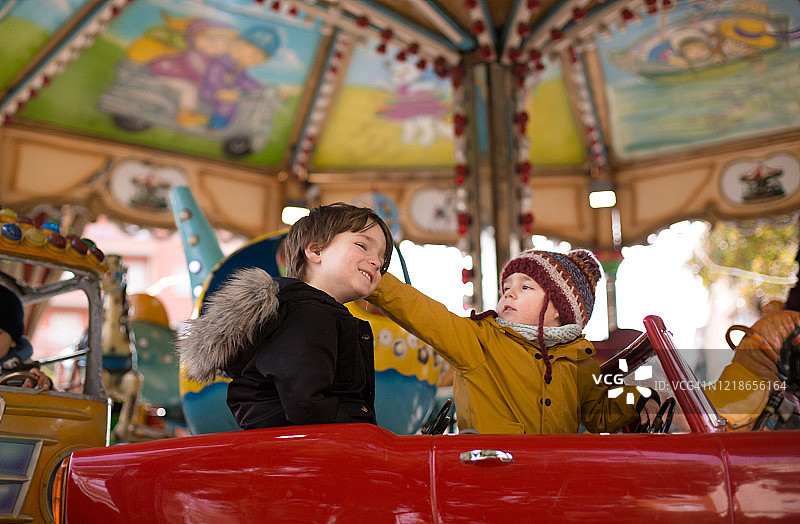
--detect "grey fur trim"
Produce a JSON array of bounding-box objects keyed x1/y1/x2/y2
[{"x1": 177, "y1": 267, "x2": 280, "y2": 383}]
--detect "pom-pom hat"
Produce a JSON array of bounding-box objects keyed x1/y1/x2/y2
[
  {"x1": 499, "y1": 249, "x2": 602, "y2": 383},
  {"x1": 500, "y1": 249, "x2": 602, "y2": 329}
]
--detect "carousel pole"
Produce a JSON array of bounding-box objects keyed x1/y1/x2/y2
[
  {"x1": 456, "y1": 59, "x2": 485, "y2": 311},
  {"x1": 458, "y1": 59, "x2": 520, "y2": 311},
  {"x1": 486, "y1": 61, "x2": 522, "y2": 272},
  {"x1": 569, "y1": 37, "x2": 619, "y2": 335},
  {"x1": 168, "y1": 186, "x2": 225, "y2": 302},
  {"x1": 591, "y1": 203, "x2": 624, "y2": 335},
  {"x1": 605, "y1": 206, "x2": 623, "y2": 334}
]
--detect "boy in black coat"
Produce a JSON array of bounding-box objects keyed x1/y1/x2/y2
[{"x1": 178, "y1": 203, "x2": 393, "y2": 429}]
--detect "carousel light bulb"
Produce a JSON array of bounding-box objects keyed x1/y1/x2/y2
[
  {"x1": 589, "y1": 190, "x2": 616, "y2": 208},
  {"x1": 281, "y1": 205, "x2": 310, "y2": 225}
]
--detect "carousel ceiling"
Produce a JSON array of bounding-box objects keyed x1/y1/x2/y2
[{"x1": 1, "y1": 0, "x2": 799, "y2": 248}]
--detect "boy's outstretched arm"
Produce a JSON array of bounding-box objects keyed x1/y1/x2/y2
[{"x1": 368, "y1": 272, "x2": 485, "y2": 373}]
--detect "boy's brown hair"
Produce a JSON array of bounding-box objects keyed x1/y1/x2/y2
[{"x1": 283, "y1": 203, "x2": 394, "y2": 280}]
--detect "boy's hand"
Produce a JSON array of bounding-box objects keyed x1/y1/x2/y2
[
  {"x1": 23, "y1": 368, "x2": 52, "y2": 390},
  {"x1": 639, "y1": 398, "x2": 660, "y2": 425}
]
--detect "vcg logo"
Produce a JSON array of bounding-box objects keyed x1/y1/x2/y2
[{"x1": 593, "y1": 359, "x2": 653, "y2": 404}]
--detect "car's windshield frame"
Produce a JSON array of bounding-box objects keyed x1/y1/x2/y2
[{"x1": 598, "y1": 315, "x2": 728, "y2": 434}]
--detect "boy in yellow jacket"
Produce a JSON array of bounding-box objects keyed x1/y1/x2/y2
[{"x1": 368, "y1": 248, "x2": 658, "y2": 434}]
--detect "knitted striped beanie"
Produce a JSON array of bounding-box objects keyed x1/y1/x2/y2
[{"x1": 499, "y1": 249, "x2": 602, "y2": 330}]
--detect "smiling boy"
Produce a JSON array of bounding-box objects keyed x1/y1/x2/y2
[{"x1": 178, "y1": 203, "x2": 393, "y2": 429}]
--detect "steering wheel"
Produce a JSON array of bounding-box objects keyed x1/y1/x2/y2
[
  {"x1": 0, "y1": 371, "x2": 41, "y2": 388},
  {"x1": 636, "y1": 397, "x2": 675, "y2": 434},
  {"x1": 421, "y1": 399, "x2": 452, "y2": 435}
]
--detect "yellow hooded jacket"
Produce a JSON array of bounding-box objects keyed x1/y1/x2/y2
[{"x1": 369, "y1": 272, "x2": 646, "y2": 434}]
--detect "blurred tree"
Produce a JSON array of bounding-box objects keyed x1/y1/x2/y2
[{"x1": 688, "y1": 214, "x2": 799, "y2": 311}]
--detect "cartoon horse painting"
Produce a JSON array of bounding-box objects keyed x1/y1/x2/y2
[{"x1": 376, "y1": 61, "x2": 452, "y2": 147}]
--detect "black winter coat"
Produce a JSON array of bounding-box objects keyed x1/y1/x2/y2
[{"x1": 177, "y1": 268, "x2": 376, "y2": 430}]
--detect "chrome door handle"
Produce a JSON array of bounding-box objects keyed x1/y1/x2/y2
[{"x1": 459, "y1": 449, "x2": 514, "y2": 463}]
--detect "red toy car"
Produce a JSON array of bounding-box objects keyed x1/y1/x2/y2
[{"x1": 52, "y1": 316, "x2": 800, "y2": 522}]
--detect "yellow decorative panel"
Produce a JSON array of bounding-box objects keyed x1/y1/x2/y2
[
  {"x1": 13, "y1": 141, "x2": 107, "y2": 195},
  {"x1": 200, "y1": 173, "x2": 278, "y2": 233}
]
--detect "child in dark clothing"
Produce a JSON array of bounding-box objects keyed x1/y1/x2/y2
[
  {"x1": 178, "y1": 203, "x2": 394, "y2": 429},
  {"x1": 0, "y1": 285, "x2": 52, "y2": 390}
]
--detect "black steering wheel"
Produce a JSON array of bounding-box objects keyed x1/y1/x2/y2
[
  {"x1": 636, "y1": 397, "x2": 675, "y2": 434},
  {"x1": 421, "y1": 399, "x2": 452, "y2": 435}
]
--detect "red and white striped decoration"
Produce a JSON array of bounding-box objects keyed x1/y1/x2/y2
[
  {"x1": 328, "y1": 0, "x2": 459, "y2": 67},
  {"x1": 567, "y1": 45, "x2": 609, "y2": 173},
  {"x1": 463, "y1": 0, "x2": 496, "y2": 61},
  {"x1": 512, "y1": 77, "x2": 534, "y2": 243},
  {"x1": 292, "y1": 32, "x2": 351, "y2": 176},
  {"x1": 449, "y1": 65, "x2": 476, "y2": 306},
  {"x1": 520, "y1": 0, "x2": 665, "y2": 73},
  {"x1": 501, "y1": 0, "x2": 541, "y2": 65},
  {"x1": 451, "y1": 66, "x2": 470, "y2": 253}
]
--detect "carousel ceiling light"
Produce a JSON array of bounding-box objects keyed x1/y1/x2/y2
[
  {"x1": 589, "y1": 191, "x2": 616, "y2": 209},
  {"x1": 589, "y1": 177, "x2": 616, "y2": 208},
  {"x1": 281, "y1": 204, "x2": 310, "y2": 226}
]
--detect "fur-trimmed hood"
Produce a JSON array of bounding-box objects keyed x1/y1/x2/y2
[{"x1": 177, "y1": 267, "x2": 280, "y2": 384}]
